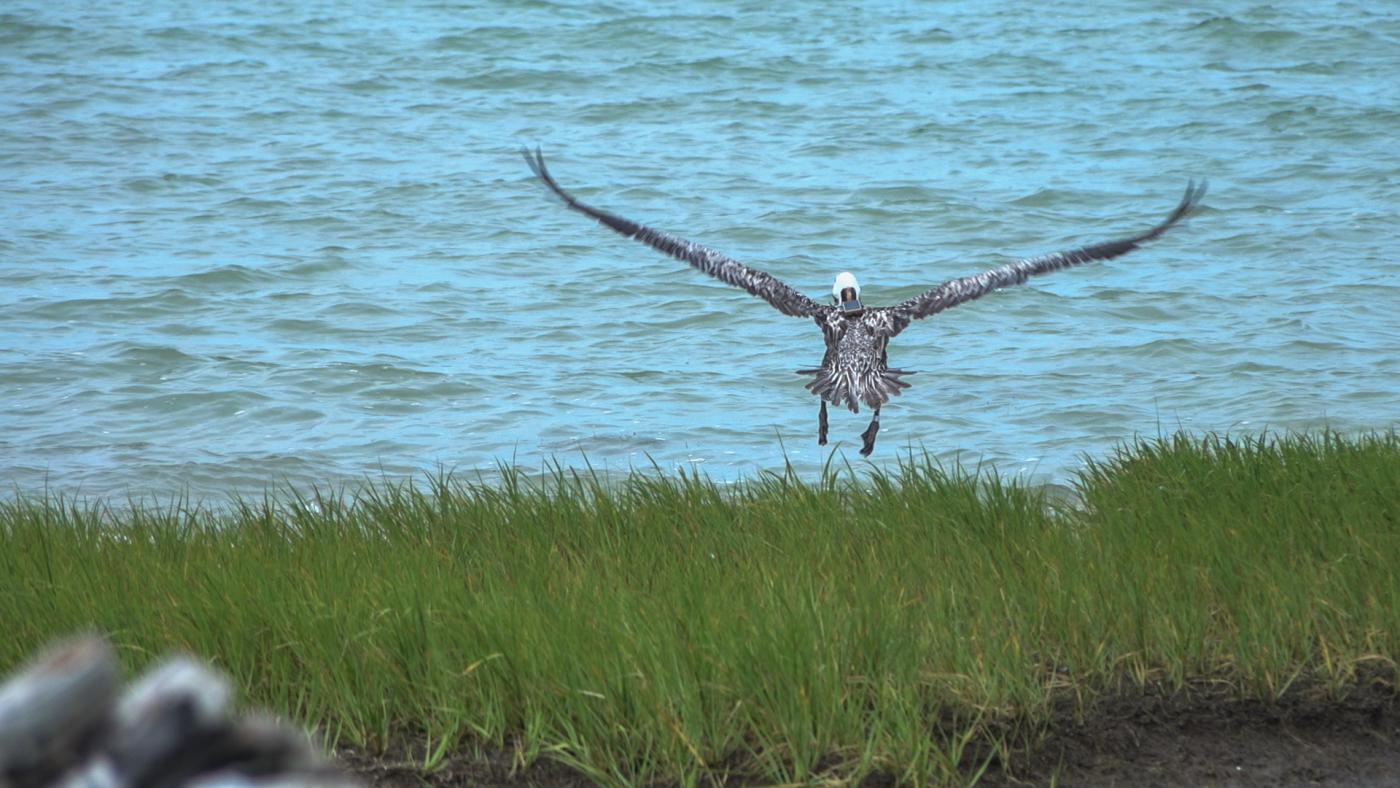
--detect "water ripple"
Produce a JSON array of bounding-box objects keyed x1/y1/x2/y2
[{"x1": 1, "y1": 0, "x2": 1397, "y2": 498}]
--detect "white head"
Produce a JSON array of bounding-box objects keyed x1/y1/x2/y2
[
  {"x1": 832, "y1": 271, "x2": 860, "y2": 300},
  {"x1": 832, "y1": 271, "x2": 864, "y2": 316}
]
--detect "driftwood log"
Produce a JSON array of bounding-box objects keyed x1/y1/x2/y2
[{"x1": 0, "y1": 636, "x2": 356, "y2": 788}]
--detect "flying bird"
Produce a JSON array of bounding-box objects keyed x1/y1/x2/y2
[{"x1": 524, "y1": 148, "x2": 1206, "y2": 456}]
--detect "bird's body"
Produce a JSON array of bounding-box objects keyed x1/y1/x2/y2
[
  {"x1": 524, "y1": 148, "x2": 1206, "y2": 455},
  {"x1": 800, "y1": 309, "x2": 911, "y2": 414}
]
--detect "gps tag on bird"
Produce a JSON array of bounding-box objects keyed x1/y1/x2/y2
[{"x1": 839, "y1": 288, "x2": 864, "y2": 317}]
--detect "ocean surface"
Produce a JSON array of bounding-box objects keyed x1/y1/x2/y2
[{"x1": 3, "y1": 1, "x2": 1398, "y2": 499}]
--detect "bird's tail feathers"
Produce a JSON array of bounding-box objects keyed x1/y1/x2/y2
[{"x1": 796, "y1": 368, "x2": 915, "y2": 413}]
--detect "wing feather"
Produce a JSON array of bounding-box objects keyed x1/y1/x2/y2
[
  {"x1": 885, "y1": 180, "x2": 1208, "y2": 331},
  {"x1": 524, "y1": 148, "x2": 828, "y2": 318}
]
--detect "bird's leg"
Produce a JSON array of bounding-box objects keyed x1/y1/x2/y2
[
  {"x1": 818, "y1": 400, "x2": 829, "y2": 446},
  {"x1": 859, "y1": 407, "x2": 881, "y2": 457}
]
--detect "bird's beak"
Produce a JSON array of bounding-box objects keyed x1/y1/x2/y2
[{"x1": 838, "y1": 287, "x2": 863, "y2": 316}]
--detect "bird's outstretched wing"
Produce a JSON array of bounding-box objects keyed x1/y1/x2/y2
[
  {"x1": 523, "y1": 148, "x2": 829, "y2": 318},
  {"x1": 882, "y1": 180, "x2": 1208, "y2": 333}
]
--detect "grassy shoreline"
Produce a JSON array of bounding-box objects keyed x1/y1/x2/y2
[{"x1": 3, "y1": 431, "x2": 1397, "y2": 785}]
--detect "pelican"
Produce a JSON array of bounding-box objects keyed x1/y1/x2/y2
[{"x1": 524, "y1": 148, "x2": 1206, "y2": 456}]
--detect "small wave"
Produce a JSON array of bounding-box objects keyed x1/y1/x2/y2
[
  {"x1": 267, "y1": 318, "x2": 335, "y2": 334},
  {"x1": 436, "y1": 67, "x2": 593, "y2": 90},
  {"x1": 429, "y1": 28, "x2": 528, "y2": 51},
  {"x1": 168, "y1": 264, "x2": 277, "y2": 290},
  {"x1": 316, "y1": 301, "x2": 406, "y2": 319},
  {"x1": 1007, "y1": 188, "x2": 1083, "y2": 208},
  {"x1": 218, "y1": 196, "x2": 292, "y2": 211},
  {"x1": 112, "y1": 344, "x2": 203, "y2": 366},
  {"x1": 896, "y1": 27, "x2": 955, "y2": 44},
  {"x1": 279, "y1": 257, "x2": 352, "y2": 277},
  {"x1": 1187, "y1": 16, "x2": 1243, "y2": 33},
  {"x1": 0, "y1": 16, "x2": 74, "y2": 44},
  {"x1": 849, "y1": 185, "x2": 941, "y2": 204},
  {"x1": 1126, "y1": 338, "x2": 1205, "y2": 359},
  {"x1": 25, "y1": 289, "x2": 203, "y2": 321},
  {"x1": 338, "y1": 77, "x2": 394, "y2": 92}
]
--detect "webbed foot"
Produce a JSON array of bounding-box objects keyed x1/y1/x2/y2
[{"x1": 858, "y1": 408, "x2": 880, "y2": 456}]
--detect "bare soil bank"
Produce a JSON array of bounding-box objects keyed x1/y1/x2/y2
[
  {"x1": 336, "y1": 673, "x2": 1399, "y2": 787},
  {"x1": 985, "y1": 672, "x2": 1400, "y2": 787}
]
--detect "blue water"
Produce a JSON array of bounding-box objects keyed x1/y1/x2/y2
[{"x1": 3, "y1": 1, "x2": 1398, "y2": 498}]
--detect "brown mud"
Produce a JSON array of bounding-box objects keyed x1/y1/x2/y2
[{"x1": 336, "y1": 672, "x2": 1399, "y2": 787}]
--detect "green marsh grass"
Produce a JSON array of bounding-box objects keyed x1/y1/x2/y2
[{"x1": 2, "y1": 431, "x2": 1397, "y2": 784}]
